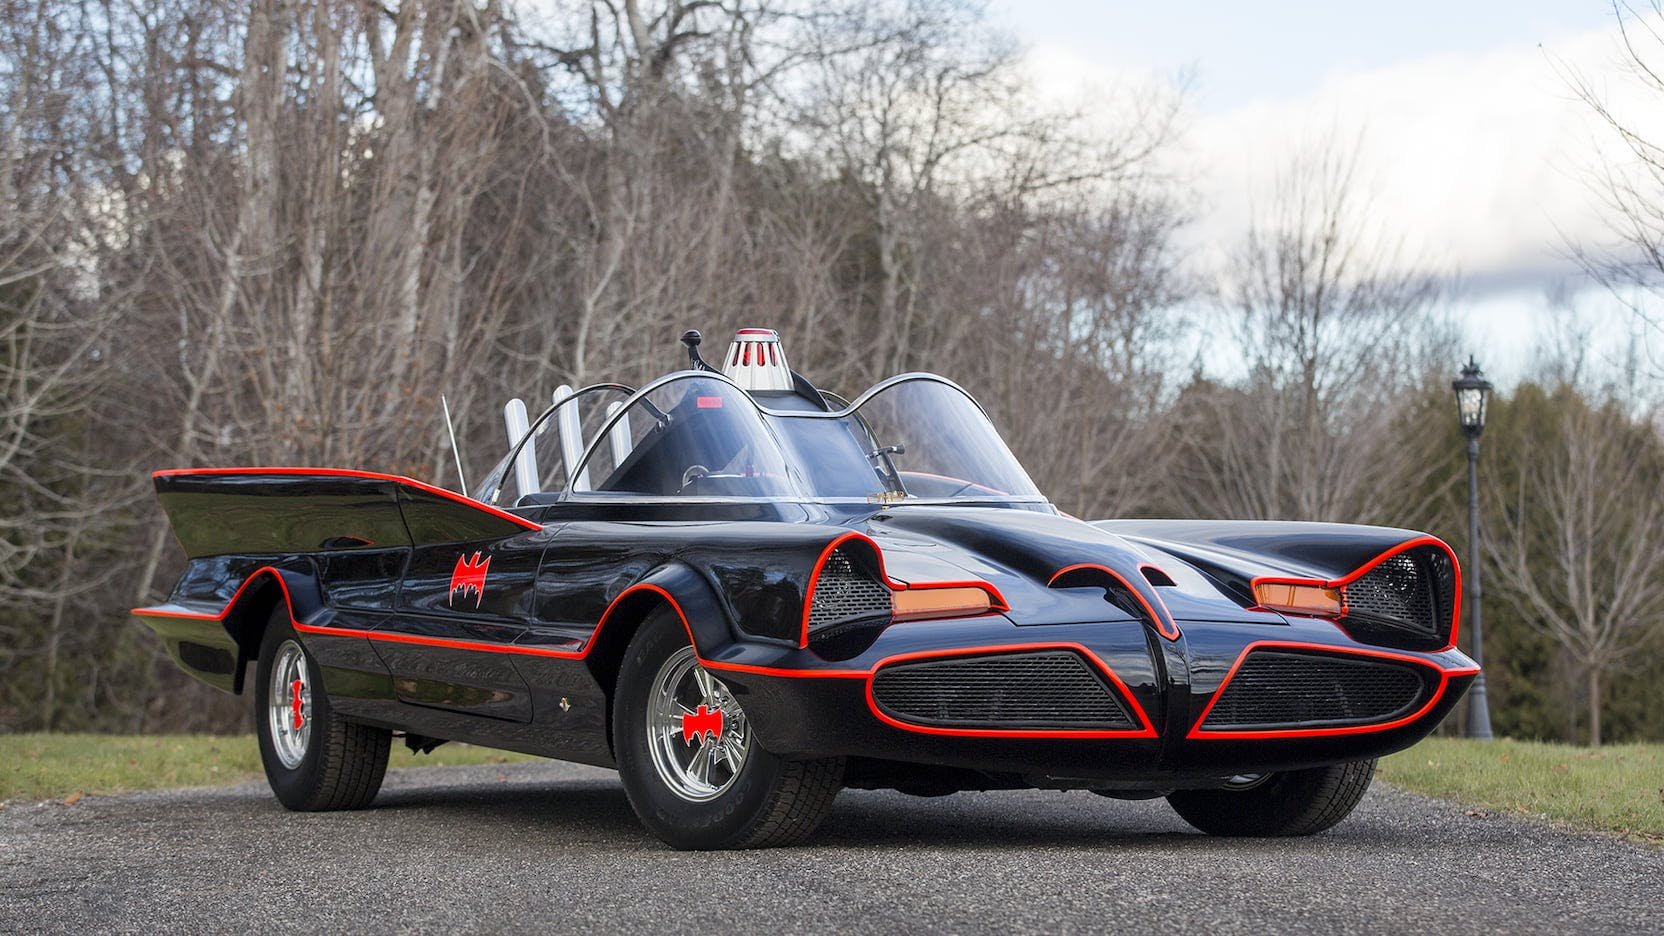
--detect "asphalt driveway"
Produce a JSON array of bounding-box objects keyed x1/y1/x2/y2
[{"x1": 1, "y1": 760, "x2": 1658, "y2": 934}]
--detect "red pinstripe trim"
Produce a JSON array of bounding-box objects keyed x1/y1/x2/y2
[
  {"x1": 799, "y1": 531, "x2": 1009, "y2": 648},
  {"x1": 700, "y1": 660, "x2": 868, "y2": 679},
  {"x1": 132, "y1": 606, "x2": 230, "y2": 622},
  {"x1": 136, "y1": 570, "x2": 1166, "y2": 734},
  {"x1": 1249, "y1": 535, "x2": 1462, "y2": 652},
  {"x1": 296, "y1": 623, "x2": 586, "y2": 656},
  {"x1": 133, "y1": 570, "x2": 867, "y2": 677},
  {"x1": 152, "y1": 466, "x2": 543, "y2": 531},
  {"x1": 1186, "y1": 640, "x2": 1479, "y2": 740},
  {"x1": 591, "y1": 583, "x2": 870, "y2": 676},
  {"x1": 863, "y1": 642, "x2": 1158, "y2": 739},
  {"x1": 132, "y1": 566, "x2": 298, "y2": 624},
  {"x1": 1047, "y1": 563, "x2": 1180, "y2": 641}
]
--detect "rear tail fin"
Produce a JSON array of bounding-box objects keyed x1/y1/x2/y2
[{"x1": 153, "y1": 467, "x2": 539, "y2": 560}]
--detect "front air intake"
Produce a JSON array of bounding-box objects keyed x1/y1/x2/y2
[
  {"x1": 807, "y1": 548, "x2": 892, "y2": 634},
  {"x1": 1340, "y1": 544, "x2": 1457, "y2": 651},
  {"x1": 871, "y1": 650, "x2": 1140, "y2": 731},
  {"x1": 1198, "y1": 649, "x2": 1432, "y2": 732}
]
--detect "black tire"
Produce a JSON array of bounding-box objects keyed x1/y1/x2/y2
[
  {"x1": 613, "y1": 607, "x2": 844, "y2": 850},
  {"x1": 254, "y1": 606, "x2": 391, "y2": 811},
  {"x1": 1166, "y1": 759, "x2": 1376, "y2": 836}
]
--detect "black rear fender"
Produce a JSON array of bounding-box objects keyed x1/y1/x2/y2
[{"x1": 133, "y1": 563, "x2": 328, "y2": 694}]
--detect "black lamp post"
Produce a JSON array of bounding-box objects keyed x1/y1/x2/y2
[{"x1": 1452, "y1": 356, "x2": 1494, "y2": 740}]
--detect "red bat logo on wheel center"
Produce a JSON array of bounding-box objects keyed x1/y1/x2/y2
[
  {"x1": 290, "y1": 679, "x2": 305, "y2": 730},
  {"x1": 449, "y1": 551, "x2": 490, "y2": 608},
  {"x1": 681, "y1": 704, "x2": 724, "y2": 745}
]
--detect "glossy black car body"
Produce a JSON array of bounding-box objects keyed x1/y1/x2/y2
[{"x1": 136, "y1": 365, "x2": 1477, "y2": 811}]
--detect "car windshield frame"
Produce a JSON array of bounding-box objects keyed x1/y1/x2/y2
[{"x1": 555, "y1": 370, "x2": 1047, "y2": 507}]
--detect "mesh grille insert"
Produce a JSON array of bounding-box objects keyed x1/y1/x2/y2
[
  {"x1": 1201, "y1": 650, "x2": 1429, "y2": 731},
  {"x1": 1340, "y1": 545, "x2": 1456, "y2": 649},
  {"x1": 871, "y1": 650, "x2": 1138, "y2": 730},
  {"x1": 1346, "y1": 555, "x2": 1434, "y2": 626},
  {"x1": 808, "y1": 549, "x2": 892, "y2": 634}
]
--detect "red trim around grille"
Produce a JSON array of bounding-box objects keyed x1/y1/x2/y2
[
  {"x1": 1186, "y1": 639, "x2": 1479, "y2": 740},
  {"x1": 1248, "y1": 535, "x2": 1462, "y2": 651},
  {"x1": 863, "y1": 642, "x2": 1158, "y2": 739},
  {"x1": 799, "y1": 531, "x2": 1009, "y2": 647}
]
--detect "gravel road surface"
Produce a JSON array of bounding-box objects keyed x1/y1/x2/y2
[{"x1": 1, "y1": 760, "x2": 1658, "y2": 934}]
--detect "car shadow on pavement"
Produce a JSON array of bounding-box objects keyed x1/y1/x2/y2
[{"x1": 364, "y1": 775, "x2": 1422, "y2": 851}]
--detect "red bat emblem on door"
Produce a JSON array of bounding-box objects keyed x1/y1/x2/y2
[
  {"x1": 681, "y1": 704, "x2": 724, "y2": 745},
  {"x1": 448, "y1": 551, "x2": 490, "y2": 608}
]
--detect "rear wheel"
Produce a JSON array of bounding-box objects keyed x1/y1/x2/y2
[
  {"x1": 613, "y1": 607, "x2": 843, "y2": 849},
  {"x1": 255, "y1": 606, "x2": 390, "y2": 810},
  {"x1": 1166, "y1": 759, "x2": 1376, "y2": 836}
]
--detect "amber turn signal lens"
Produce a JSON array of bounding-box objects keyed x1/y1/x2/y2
[
  {"x1": 1253, "y1": 582, "x2": 1343, "y2": 617},
  {"x1": 891, "y1": 586, "x2": 993, "y2": 623}
]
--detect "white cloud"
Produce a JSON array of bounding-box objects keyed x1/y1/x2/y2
[
  {"x1": 1028, "y1": 16, "x2": 1664, "y2": 280},
  {"x1": 1019, "y1": 14, "x2": 1664, "y2": 384}
]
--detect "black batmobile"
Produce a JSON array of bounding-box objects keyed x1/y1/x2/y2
[{"x1": 135, "y1": 328, "x2": 1477, "y2": 849}]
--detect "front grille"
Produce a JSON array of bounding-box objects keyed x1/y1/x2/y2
[
  {"x1": 1345, "y1": 554, "x2": 1432, "y2": 620},
  {"x1": 1200, "y1": 650, "x2": 1429, "y2": 731},
  {"x1": 871, "y1": 650, "x2": 1138, "y2": 730},
  {"x1": 1340, "y1": 545, "x2": 1456, "y2": 650},
  {"x1": 808, "y1": 549, "x2": 892, "y2": 633}
]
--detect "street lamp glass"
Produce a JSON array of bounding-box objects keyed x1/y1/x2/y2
[
  {"x1": 1451, "y1": 358, "x2": 1491, "y2": 436},
  {"x1": 1456, "y1": 386, "x2": 1485, "y2": 429}
]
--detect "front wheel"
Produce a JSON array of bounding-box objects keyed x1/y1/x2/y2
[
  {"x1": 613, "y1": 608, "x2": 843, "y2": 849},
  {"x1": 255, "y1": 606, "x2": 391, "y2": 810},
  {"x1": 1166, "y1": 759, "x2": 1376, "y2": 836}
]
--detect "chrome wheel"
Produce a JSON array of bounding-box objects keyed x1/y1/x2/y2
[
  {"x1": 267, "y1": 639, "x2": 312, "y2": 769},
  {"x1": 645, "y1": 645, "x2": 751, "y2": 803}
]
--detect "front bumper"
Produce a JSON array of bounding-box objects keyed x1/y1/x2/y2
[{"x1": 703, "y1": 614, "x2": 1477, "y2": 783}]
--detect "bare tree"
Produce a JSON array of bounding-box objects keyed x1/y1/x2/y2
[
  {"x1": 1564, "y1": 1, "x2": 1664, "y2": 377},
  {"x1": 794, "y1": 0, "x2": 1176, "y2": 380},
  {"x1": 977, "y1": 194, "x2": 1189, "y2": 519},
  {"x1": 0, "y1": 0, "x2": 156, "y2": 729},
  {"x1": 1175, "y1": 135, "x2": 1455, "y2": 523},
  {"x1": 2, "y1": 0, "x2": 1191, "y2": 732},
  {"x1": 1483, "y1": 383, "x2": 1664, "y2": 745}
]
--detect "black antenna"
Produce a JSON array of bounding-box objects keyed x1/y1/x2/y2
[{"x1": 681, "y1": 329, "x2": 716, "y2": 372}]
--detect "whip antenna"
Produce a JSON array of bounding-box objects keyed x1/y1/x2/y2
[{"x1": 441, "y1": 394, "x2": 468, "y2": 494}]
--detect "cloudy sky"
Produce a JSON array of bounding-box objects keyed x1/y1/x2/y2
[{"x1": 995, "y1": 0, "x2": 1657, "y2": 385}]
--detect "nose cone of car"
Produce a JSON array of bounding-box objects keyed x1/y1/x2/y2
[{"x1": 721, "y1": 328, "x2": 794, "y2": 391}]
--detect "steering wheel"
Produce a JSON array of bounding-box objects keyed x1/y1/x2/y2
[{"x1": 897, "y1": 470, "x2": 1007, "y2": 498}]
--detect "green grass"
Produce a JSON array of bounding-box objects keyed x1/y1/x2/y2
[
  {"x1": 1380, "y1": 737, "x2": 1664, "y2": 844},
  {"x1": 8, "y1": 733, "x2": 1660, "y2": 844},
  {"x1": 0, "y1": 734, "x2": 537, "y2": 803}
]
